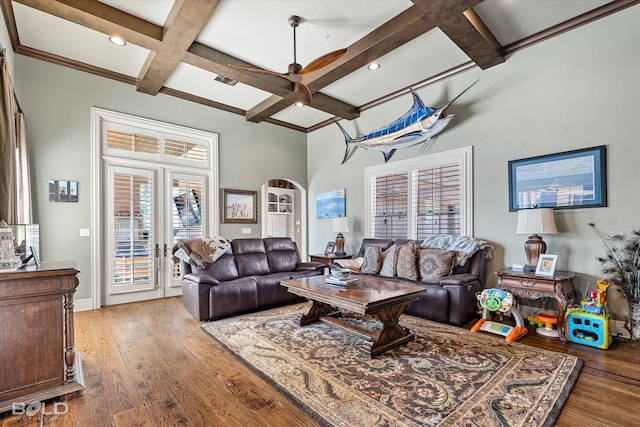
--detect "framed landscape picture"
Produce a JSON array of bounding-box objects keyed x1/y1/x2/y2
[
  {"x1": 222, "y1": 189, "x2": 257, "y2": 223},
  {"x1": 508, "y1": 146, "x2": 606, "y2": 211},
  {"x1": 316, "y1": 189, "x2": 346, "y2": 219}
]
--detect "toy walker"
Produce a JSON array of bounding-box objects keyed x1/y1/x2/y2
[{"x1": 471, "y1": 288, "x2": 528, "y2": 342}]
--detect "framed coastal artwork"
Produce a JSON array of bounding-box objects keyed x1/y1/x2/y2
[
  {"x1": 222, "y1": 189, "x2": 257, "y2": 223},
  {"x1": 316, "y1": 189, "x2": 346, "y2": 219},
  {"x1": 508, "y1": 146, "x2": 606, "y2": 211}
]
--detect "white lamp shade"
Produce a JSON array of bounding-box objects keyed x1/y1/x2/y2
[
  {"x1": 332, "y1": 216, "x2": 349, "y2": 233},
  {"x1": 515, "y1": 208, "x2": 558, "y2": 235}
]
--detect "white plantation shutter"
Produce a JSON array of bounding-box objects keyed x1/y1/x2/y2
[
  {"x1": 371, "y1": 173, "x2": 408, "y2": 238},
  {"x1": 415, "y1": 163, "x2": 462, "y2": 238},
  {"x1": 365, "y1": 147, "x2": 473, "y2": 239}
]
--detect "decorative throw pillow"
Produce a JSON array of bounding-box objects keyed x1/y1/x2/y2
[
  {"x1": 379, "y1": 244, "x2": 398, "y2": 277},
  {"x1": 360, "y1": 245, "x2": 383, "y2": 274},
  {"x1": 395, "y1": 241, "x2": 418, "y2": 281},
  {"x1": 417, "y1": 247, "x2": 457, "y2": 282}
]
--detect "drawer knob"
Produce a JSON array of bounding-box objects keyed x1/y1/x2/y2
[{"x1": 519, "y1": 279, "x2": 536, "y2": 287}]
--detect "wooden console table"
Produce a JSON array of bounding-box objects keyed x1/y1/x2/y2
[
  {"x1": 495, "y1": 267, "x2": 577, "y2": 343},
  {"x1": 0, "y1": 261, "x2": 84, "y2": 412}
]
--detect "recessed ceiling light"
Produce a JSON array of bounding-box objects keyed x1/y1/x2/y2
[
  {"x1": 109, "y1": 36, "x2": 126, "y2": 46},
  {"x1": 367, "y1": 62, "x2": 380, "y2": 71},
  {"x1": 295, "y1": 102, "x2": 304, "y2": 108}
]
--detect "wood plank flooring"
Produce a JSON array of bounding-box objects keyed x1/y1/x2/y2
[{"x1": 1, "y1": 296, "x2": 639, "y2": 426}]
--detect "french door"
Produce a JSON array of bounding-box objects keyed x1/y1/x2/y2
[{"x1": 104, "y1": 162, "x2": 207, "y2": 305}]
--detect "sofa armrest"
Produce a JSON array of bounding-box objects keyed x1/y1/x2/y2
[
  {"x1": 295, "y1": 262, "x2": 325, "y2": 272},
  {"x1": 183, "y1": 274, "x2": 220, "y2": 286},
  {"x1": 439, "y1": 273, "x2": 478, "y2": 287}
]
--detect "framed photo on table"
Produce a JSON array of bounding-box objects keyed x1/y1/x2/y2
[
  {"x1": 324, "y1": 241, "x2": 335, "y2": 255},
  {"x1": 535, "y1": 254, "x2": 558, "y2": 277}
]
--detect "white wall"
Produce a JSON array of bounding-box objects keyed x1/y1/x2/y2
[
  {"x1": 307, "y1": 5, "x2": 640, "y2": 318},
  {"x1": 14, "y1": 56, "x2": 307, "y2": 301}
]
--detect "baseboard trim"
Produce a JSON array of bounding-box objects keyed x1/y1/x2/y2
[{"x1": 74, "y1": 298, "x2": 95, "y2": 312}]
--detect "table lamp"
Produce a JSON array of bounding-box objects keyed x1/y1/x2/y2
[
  {"x1": 515, "y1": 208, "x2": 558, "y2": 271},
  {"x1": 332, "y1": 216, "x2": 349, "y2": 256}
]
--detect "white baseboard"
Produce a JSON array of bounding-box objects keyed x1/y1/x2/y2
[{"x1": 74, "y1": 298, "x2": 95, "y2": 312}]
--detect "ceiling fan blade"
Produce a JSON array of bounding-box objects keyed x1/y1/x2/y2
[
  {"x1": 228, "y1": 64, "x2": 284, "y2": 78},
  {"x1": 295, "y1": 81, "x2": 312, "y2": 104},
  {"x1": 300, "y1": 48, "x2": 347, "y2": 75}
]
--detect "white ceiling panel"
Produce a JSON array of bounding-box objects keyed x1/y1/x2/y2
[
  {"x1": 98, "y1": 0, "x2": 174, "y2": 27},
  {"x1": 13, "y1": 2, "x2": 149, "y2": 78}
]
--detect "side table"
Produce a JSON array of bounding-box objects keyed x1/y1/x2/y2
[
  {"x1": 495, "y1": 267, "x2": 577, "y2": 343},
  {"x1": 309, "y1": 253, "x2": 352, "y2": 267}
]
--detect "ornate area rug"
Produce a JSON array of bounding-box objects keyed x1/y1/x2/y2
[{"x1": 201, "y1": 303, "x2": 582, "y2": 427}]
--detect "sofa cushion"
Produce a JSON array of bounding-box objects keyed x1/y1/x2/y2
[
  {"x1": 379, "y1": 244, "x2": 398, "y2": 277},
  {"x1": 360, "y1": 245, "x2": 383, "y2": 274},
  {"x1": 232, "y1": 238, "x2": 271, "y2": 277},
  {"x1": 417, "y1": 247, "x2": 456, "y2": 282},
  {"x1": 264, "y1": 237, "x2": 301, "y2": 272},
  {"x1": 395, "y1": 241, "x2": 418, "y2": 280}
]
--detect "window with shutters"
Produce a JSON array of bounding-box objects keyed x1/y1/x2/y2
[{"x1": 365, "y1": 147, "x2": 473, "y2": 239}]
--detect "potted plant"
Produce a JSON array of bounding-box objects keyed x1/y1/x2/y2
[{"x1": 590, "y1": 223, "x2": 640, "y2": 338}]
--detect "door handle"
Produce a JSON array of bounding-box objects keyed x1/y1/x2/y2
[
  {"x1": 164, "y1": 243, "x2": 168, "y2": 257},
  {"x1": 154, "y1": 243, "x2": 161, "y2": 288}
]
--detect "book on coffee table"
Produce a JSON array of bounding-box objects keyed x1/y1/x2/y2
[{"x1": 325, "y1": 276, "x2": 358, "y2": 286}]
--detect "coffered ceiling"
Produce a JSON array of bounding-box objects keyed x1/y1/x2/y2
[{"x1": 2, "y1": 0, "x2": 636, "y2": 132}]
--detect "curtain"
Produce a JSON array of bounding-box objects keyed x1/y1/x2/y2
[{"x1": 0, "y1": 57, "x2": 31, "y2": 224}]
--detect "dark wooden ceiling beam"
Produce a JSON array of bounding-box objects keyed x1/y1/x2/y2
[
  {"x1": 411, "y1": 0, "x2": 504, "y2": 69},
  {"x1": 136, "y1": 0, "x2": 220, "y2": 95},
  {"x1": 14, "y1": 0, "x2": 163, "y2": 50}
]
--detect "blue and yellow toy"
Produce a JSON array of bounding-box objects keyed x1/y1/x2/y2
[{"x1": 565, "y1": 280, "x2": 612, "y2": 349}]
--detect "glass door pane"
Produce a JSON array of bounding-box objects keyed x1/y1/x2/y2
[
  {"x1": 167, "y1": 173, "x2": 207, "y2": 290},
  {"x1": 108, "y1": 166, "x2": 157, "y2": 298}
]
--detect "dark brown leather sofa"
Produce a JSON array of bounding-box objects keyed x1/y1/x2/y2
[
  {"x1": 180, "y1": 237, "x2": 323, "y2": 321},
  {"x1": 352, "y1": 238, "x2": 492, "y2": 325}
]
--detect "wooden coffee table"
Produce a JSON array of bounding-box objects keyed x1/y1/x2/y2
[{"x1": 281, "y1": 275, "x2": 424, "y2": 357}]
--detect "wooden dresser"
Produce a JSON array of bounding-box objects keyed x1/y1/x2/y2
[{"x1": 0, "y1": 261, "x2": 84, "y2": 412}]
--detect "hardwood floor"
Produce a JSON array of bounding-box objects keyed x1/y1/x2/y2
[{"x1": 1, "y1": 297, "x2": 639, "y2": 426}]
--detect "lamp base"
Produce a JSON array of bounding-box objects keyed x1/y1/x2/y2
[
  {"x1": 334, "y1": 232, "x2": 345, "y2": 257},
  {"x1": 524, "y1": 234, "x2": 546, "y2": 272}
]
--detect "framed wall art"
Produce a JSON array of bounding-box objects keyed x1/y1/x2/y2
[
  {"x1": 222, "y1": 189, "x2": 257, "y2": 223},
  {"x1": 508, "y1": 145, "x2": 606, "y2": 211},
  {"x1": 48, "y1": 180, "x2": 78, "y2": 202},
  {"x1": 316, "y1": 188, "x2": 346, "y2": 219}
]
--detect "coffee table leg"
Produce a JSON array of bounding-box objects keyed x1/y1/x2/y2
[
  {"x1": 362, "y1": 304, "x2": 414, "y2": 357},
  {"x1": 298, "y1": 300, "x2": 337, "y2": 326}
]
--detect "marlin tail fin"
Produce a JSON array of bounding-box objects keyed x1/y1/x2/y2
[{"x1": 332, "y1": 118, "x2": 357, "y2": 164}]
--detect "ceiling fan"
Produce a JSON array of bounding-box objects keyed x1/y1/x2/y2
[{"x1": 229, "y1": 15, "x2": 346, "y2": 104}]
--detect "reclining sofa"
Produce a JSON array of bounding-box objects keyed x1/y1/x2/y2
[
  {"x1": 343, "y1": 237, "x2": 493, "y2": 325},
  {"x1": 179, "y1": 237, "x2": 324, "y2": 321}
]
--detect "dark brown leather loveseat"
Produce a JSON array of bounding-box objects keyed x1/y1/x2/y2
[
  {"x1": 180, "y1": 237, "x2": 323, "y2": 321},
  {"x1": 352, "y1": 238, "x2": 492, "y2": 325}
]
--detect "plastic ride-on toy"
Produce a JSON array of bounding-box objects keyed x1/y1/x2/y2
[{"x1": 471, "y1": 288, "x2": 528, "y2": 342}]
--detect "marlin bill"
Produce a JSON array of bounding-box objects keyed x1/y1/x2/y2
[{"x1": 333, "y1": 81, "x2": 477, "y2": 163}]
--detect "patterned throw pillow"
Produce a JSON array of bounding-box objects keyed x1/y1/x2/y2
[
  {"x1": 360, "y1": 245, "x2": 383, "y2": 274},
  {"x1": 379, "y1": 244, "x2": 398, "y2": 277},
  {"x1": 395, "y1": 241, "x2": 418, "y2": 281},
  {"x1": 417, "y1": 247, "x2": 457, "y2": 282}
]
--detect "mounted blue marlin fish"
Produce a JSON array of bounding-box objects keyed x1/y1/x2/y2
[{"x1": 333, "y1": 80, "x2": 478, "y2": 163}]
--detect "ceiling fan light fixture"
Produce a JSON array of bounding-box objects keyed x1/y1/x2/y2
[
  {"x1": 367, "y1": 62, "x2": 380, "y2": 71},
  {"x1": 294, "y1": 101, "x2": 304, "y2": 108},
  {"x1": 109, "y1": 36, "x2": 126, "y2": 46}
]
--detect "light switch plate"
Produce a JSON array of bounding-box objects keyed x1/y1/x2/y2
[
  {"x1": 241, "y1": 228, "x2": 251, "y2": 234},
  {"x1": 79, "y1": 228, "x2": 90, "y2": 237}
]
